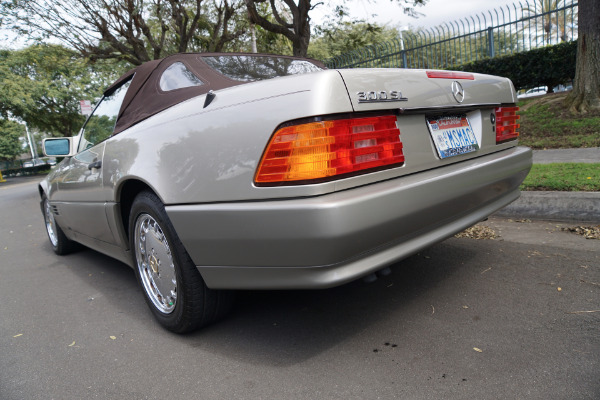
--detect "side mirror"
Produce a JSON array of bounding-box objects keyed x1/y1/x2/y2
[{"x1": 43, "y1": 137, "x2": 75, "y2": 157}]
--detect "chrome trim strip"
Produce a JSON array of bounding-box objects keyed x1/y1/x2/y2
[{"x1": 398, "y1": 103, "x2": 501, "y2": 114}]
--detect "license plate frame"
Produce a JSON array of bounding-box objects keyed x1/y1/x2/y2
[{"x1": 426, "y1": 114, "x2": 479, "y2": 159}]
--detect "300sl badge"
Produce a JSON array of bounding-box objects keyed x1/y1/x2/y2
[{"x1": 357, "y1": 90, "x2": 408, "y2": 103}]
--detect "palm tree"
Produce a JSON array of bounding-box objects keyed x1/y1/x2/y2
[{"x1": 522, "y1": 0, "x2": 578, "y2": 46}]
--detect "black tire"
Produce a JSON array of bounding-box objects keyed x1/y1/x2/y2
[
  {"x1": 42, "y1": 196, "x2": 79, "y2": 255},
  {"x1": 129, "y1": 190, "x2": 233, "y2": 333}
]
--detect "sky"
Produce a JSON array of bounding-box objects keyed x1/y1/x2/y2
[{"x1": 311, "y1": 0, "x2": 518, "y2": 30}]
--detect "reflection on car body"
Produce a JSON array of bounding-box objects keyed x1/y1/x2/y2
[{"x1": 39, "y1": 53, "x2": 532, "y2": 333}]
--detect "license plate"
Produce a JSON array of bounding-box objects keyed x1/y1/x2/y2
[{"x1": 426, "y1": 115, "x2": 479, "y2": 159}]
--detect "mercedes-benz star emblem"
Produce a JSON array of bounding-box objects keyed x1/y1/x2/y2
[{"x1": 451, "y1": 81, "x2": 465, "y2": 103}]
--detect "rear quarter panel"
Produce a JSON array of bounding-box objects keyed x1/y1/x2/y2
[{"x1": 102, "y1": 70, "x2": 354, "y2": 204}]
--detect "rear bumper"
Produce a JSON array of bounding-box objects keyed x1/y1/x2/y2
[{"x1": 166, "y1": 146, "x2": 532, "y2": 289}]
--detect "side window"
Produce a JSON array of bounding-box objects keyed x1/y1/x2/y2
[
  {"x1": 159, "y1": 62, "x2": 204, "y2": 91},
  {"x1": 78, "y1": 78, "x2": 132, "y2": 153}
]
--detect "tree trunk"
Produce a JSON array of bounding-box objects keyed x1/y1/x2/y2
[
  {"x1": 245, "y1": 0, "x2": 311, "y2": 57},
  {"x1": 292, "y1": 27, "x2": 310, "y2": 57},
  {"x1": 564, "y1": 0, "x2": 600, "y2": 114}
]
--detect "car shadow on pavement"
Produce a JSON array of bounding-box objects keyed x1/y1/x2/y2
[
  {"x1": 187, "y1": 240, "x2": 479, "y2": 367},
  {"x1": 45, "y1": 235, "x2": 479, "y2": 368}
]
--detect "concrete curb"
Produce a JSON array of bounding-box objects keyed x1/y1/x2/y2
[
  {"x1": 495, "y1": 191, "x2": 600, "y2": 223},
  {"x1": 494, "y1": 147, "x2": 600, "y2": 223}
]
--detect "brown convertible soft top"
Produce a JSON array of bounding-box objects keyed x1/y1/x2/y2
[{"x1": 106, "y1": 53, "x2": 325, "y2": 134}]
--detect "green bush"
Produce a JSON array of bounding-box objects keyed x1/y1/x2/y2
[{"x1": 452, "y1": 41, "x2": 577, "y2": 91}]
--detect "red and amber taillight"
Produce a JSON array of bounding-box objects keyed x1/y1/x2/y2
[
  {"x1": 495, "y1": 106, "x2": 520, "y2": 144},
  {"x1": 255, "y1": 115, "x2": 404, "y2": 185}
]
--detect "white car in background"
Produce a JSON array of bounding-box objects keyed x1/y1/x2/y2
[{"x1": 517, "y1": 86, "x2": 548, "y2": 99}]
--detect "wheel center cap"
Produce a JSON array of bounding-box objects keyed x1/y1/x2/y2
[{"x1": 149, "y1": 254, "x2": 159, "y2": 274}]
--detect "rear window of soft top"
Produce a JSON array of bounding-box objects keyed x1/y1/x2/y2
[{"x1": 201, "y1": 55, "x2": 323, "y2": 82}]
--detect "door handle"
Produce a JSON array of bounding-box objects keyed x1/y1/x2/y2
[{"x1": 88, "y1": 160, "x2": 102, "y2": 170}]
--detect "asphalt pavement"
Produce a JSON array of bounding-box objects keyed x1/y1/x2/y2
[
  {"x1": 1, "y1": 179, "x2": 598, "y2": 400},
  {"x1": 532, "y1": 147, "x2": 600, "y2": 164}
]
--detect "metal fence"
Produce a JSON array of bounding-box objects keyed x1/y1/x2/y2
[{"x1": 325, "y1": 0, "x2": 578, "y2": 69}]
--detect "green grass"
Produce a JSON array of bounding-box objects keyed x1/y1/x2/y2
[
  {"x1": 516, "y1": 93, "x2": 600, "y2": 191},
  {"x1": 521, "y1": 163, "x2": 600, "y2": 191},
  {"x1": 517, "y1": 93, "x2": 600, "y2": 149}
]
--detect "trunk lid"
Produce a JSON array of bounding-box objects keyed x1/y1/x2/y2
[{"x1": 336, "y1": 68, "x2": 517, "y2": 112}]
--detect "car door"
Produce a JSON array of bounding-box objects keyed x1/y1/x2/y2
[{"x1": 50, "y1": 79, "x2": 132, "y2": 245}]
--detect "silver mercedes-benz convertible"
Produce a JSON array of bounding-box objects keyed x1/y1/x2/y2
[{"x1": 40, "y1": 53, "x2": 531, "y2": 333}]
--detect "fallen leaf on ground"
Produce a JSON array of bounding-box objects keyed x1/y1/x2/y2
[
  {"x1": 561, "y1": 225, "x2": 600, "y2": 240},
  {"x1": 13, "y1": 333, "x2": 23, "y2": 338},
  {"x1": 473, "y1": 347, "x2": 483, "y2": 353},
  {"x1": 109, "y1": 336, "x2": 116, "y2": 340},
  {"x1": 68, "y1": 341, "x2": 76, "y2": 347},
  {"x1": 455, "y1": 225, "x2": 497, "y2": 240}
]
